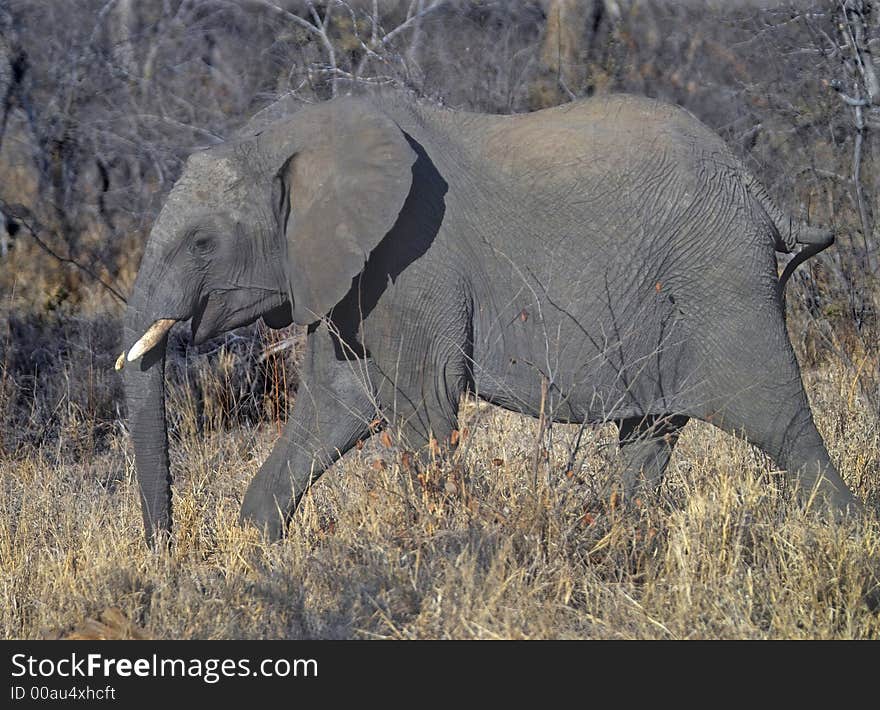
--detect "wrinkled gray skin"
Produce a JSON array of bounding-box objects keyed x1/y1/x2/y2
[{"x1": 123, "y1": 90, "x2": 858, "y2": 544}]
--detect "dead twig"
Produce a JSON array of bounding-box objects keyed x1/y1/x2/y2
[{"x1": 0, "y1": 201, "x2": 127, "y2": 304}]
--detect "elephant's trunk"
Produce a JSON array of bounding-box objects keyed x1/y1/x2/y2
[{"x1": 122, "y1": 282, "x2": 173, "y2": 546}]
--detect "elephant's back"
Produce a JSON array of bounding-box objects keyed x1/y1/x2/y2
[{"x1": 470, "y1": 93, "x2": 734, "y2": 186}]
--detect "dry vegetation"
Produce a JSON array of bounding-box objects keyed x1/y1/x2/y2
[
  {"x1": 2, "y1": 1, "x2": 880, "y2": 639},
  {"x1": 1, "y1": 347, "x2": 879, "y2": 639}
]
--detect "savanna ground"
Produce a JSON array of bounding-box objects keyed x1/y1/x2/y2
[
  {"x1": 2, "y1": 1, "x2": 880, "y2": 639},
  {"x1": 2, "y1": 305, "x2": 880, "y2": 639}
]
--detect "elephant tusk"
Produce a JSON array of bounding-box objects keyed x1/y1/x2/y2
[
  {"x1": 114, "y1": 351, "x2": 127, "y2": 371},
  {"x1": 127, "y1": 319, "x2": 177, "y2": 363}
]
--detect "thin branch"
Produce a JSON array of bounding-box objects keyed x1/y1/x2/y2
[
  {"x1": 841, "y1": 0, "x2": 880, "y2": 103},
  {"x1": 241, "y1": 0, "x2": 323, "y2": 39},
  {"x1": 829, "y1": 79, "x2": 870, "y2": 105},
  {"x1": 60, "y1": 0, "x2": 121, "y2": 117},
  {"x1": 133, "y1": 114, "x2": 225, "y2": 143},
  {"x1": 558, "y1": 75, "x2": 577, "y2": 102},
  {"x1": 378, "y1": 1, "x2": 444, "y2": 47},
  {"x1": 403, "y1": 0, "x2": 428, "y2": 70},
  {"x1": 342, "y1": 3, "x2": 385, "y2": 78},
  {"x1": 307, "y1": 1, "x2": 338, "y2": 96},
  {"x1": 0, "y1": 201, "x2": 127, "y2": 304},
  {"x1": 259, "y1": 336, "x2": 297, "y2": 363},
  {"x1": 798, "y1": 166, "x2": 852, "y2": 183},
  {"x1": 323, "y1": 66, "x2": 396, "y2": 85},
  {"x1": 851, "y1": 104, "x2": 873, "y2": 270}
]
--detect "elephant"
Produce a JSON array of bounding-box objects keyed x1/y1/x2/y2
[{"x1": 118, "y1": 88, "x2": 859, "y2": 545}]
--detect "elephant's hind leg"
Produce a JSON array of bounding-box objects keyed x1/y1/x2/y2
[
  {"x1": 712, "y1": 392, "x2": 859, "y2": 516},
  {"x1": 616, "y1": 414, "x2": 689, "y2": 499},
  {"x1": 695, "y1": 303, "x2": 860, "y2": 517}
]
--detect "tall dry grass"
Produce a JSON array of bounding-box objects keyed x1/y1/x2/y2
[{"x1": 1, "y1": 294, "x2": 878, "y2": 638}]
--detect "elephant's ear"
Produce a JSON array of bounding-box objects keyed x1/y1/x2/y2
[{"x1": 275, "y1": 98, "x2": 417, "y2": 324}]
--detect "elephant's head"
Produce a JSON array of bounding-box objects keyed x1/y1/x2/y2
[{"x1": 120, "y1": 96, "x2": 417, "y2": 544}]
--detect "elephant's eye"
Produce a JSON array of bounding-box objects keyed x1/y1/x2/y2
[{"x1": 189, "y1": 233, "x2": 216, "y2": 256}]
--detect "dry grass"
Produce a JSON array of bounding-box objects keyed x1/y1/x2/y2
[{"x1": 1, "y1": 299, "x2": 879, "y2": 638}]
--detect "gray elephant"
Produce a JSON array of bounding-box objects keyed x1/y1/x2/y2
[{"x1": 118, "y1": 89, "x2": 858, "y2": 544}]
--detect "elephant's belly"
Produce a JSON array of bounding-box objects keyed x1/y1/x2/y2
[{"x1": 472, "y1": 315, "x2": 695, "y2": 423}]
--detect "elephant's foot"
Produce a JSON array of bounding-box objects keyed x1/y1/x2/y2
[
  {"x1": 784, "y1": 451, "x2": 862, "y2": 522},
  {"x1": 239, "y1": 480, "x2": 289, "y2": 541}
]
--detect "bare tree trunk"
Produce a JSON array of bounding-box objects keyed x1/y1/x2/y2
[
  {"x1": 110, "y1": 0, "x2": 138, "y2": 77},
  {"x1": 836, "y1": 0, "x2": 877, "y2": 274},
  {"x1": 0, "y1": 4, "x2": 20, "y2": 150}
]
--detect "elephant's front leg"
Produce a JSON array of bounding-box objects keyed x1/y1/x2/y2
[{"x1": 240, "y1": 324, "x2": 379, "y2": 539}]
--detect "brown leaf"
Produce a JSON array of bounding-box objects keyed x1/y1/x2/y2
[
  {"x1": 491, "y1": 457, "x2": 504, "y2": 467},
  {"x1": 519, "y1": 308, "x2": 529, "y2": 322},
  {"x1": 450, "y1": 429, "x2": 460, "y2": 446},
  {"x1": 379, "y1": 430, "x2": 393, "y2": 449},
  {"x1": 372, "y1": 458, "x2": 387, "y2": 471}
]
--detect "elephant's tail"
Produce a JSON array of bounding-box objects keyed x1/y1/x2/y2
[
  {"x1": 740, "y1": 169, "x2": 834, "y2": 253},
  {"x1": 739, "y1": 169, "x2": 834, "y2": 291}
]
